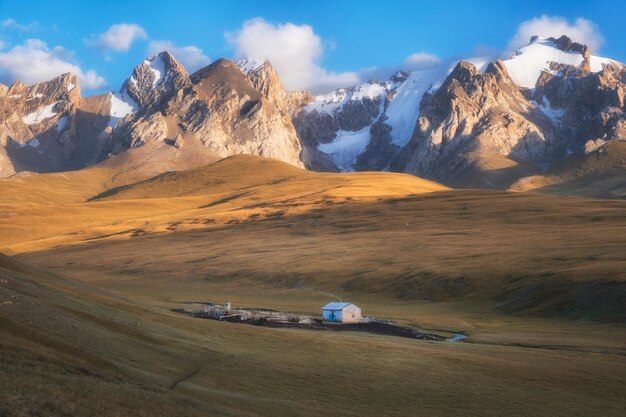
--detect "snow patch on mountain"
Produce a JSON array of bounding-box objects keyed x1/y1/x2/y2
[
  {"x1": 108, "y1": 91, "x2": 138, "y2": 128},
  {"x1": 385, "y1": 69, "x2": 445, "y2": 147},
  {"x1": 305, "y1": 81, "x2": 391, "y2": 114},
  {"x1": 146, "y1": 55, "x2": 165, "y2": 87},
  {"x1": 502, "y1": 38, "x2": 585, "y2": 89},
  {"x1": 590, "y1": 56, "x2": 619, "y2": 72},
  {"x1": 22, "y1": 101, "x2": 60, "y2": 125},
  {"x1": 55, "y1": 116, "x2": 68, "y2": 132},
  {"x1": 535, "y1": 96, "x2": 564, "y2": 125},
  {"x1": 318, "y1": 128, "x2": 371, "y2": 171},
  {"x1": 501, "y1": 38, "x2": 618, "y2": 89}
]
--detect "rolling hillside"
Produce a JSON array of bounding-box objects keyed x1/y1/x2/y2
[{"x1": 1, "y1": 154, "x2": 624, "y2": 320}]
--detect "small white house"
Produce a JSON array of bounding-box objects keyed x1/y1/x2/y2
[{"x1": 322, "y1": 302, "x2": 362, "y2": 323}]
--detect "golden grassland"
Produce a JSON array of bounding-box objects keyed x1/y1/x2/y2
[
  {"x1": 3, "y1": 155, "x2": 625, "y2": 318},
  {"x1": 1, "y1": 154, "x2": 626, "y2": 416},
  {"x1": 1, "y1": 253, "x2": 625, "y2": 417}
]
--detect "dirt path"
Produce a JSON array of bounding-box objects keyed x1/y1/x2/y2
[{"x1": 170, "y1": 363, "x2": 206, "y2": 390}]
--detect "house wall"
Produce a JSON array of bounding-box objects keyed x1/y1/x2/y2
[
  {"x1": 323, "y1": 309, "x2": 342, "y2": 322},
  {"x1": 322, "y1": 305, "x2": 362, "y2": 323},
  {"x1": 341, "y1": 305, "x2": 362, "y2": 323}
]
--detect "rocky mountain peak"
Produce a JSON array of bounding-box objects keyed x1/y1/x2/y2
[
  {"x1": 99, "y1": 54, "x2": 305, "y2": 170},
  {"x1": 236, "y1": 57, "x2": 315, "y2": 118},
  {"x1": 447, "y1": 61, "x2": 480, "y2": 84},
  {"x1": 549, "y1": 35, "x2": 591, "y2": 71},
  {"x1": 547, "y1": 35, "x2": 587, "y2": 54},
  {"x1": 0, "y1": 71, "x2": 84, "y2": 176},
  {"x1": 236, "y1": 57, "x2": 267, "y2": 74},
  {"x1": 7, "y1": 80, "x2": 26, "y2": 95},
  {"x1": 236, "y1": 57, "x2": 305, "y2": 116},
  {"x1": 198, "y1": 58, "x2": 242, "y2": 74},
  {"x1": 390, "y1": 70, "x2": 410, "y2": 84},
  {"x1": 190, "y1": 58, "x2": 261, "y2": 101},
  {"x1": 121, "y1": 51, "x2": 189, "y2": 109},
  {"x1": 3, "y1": 73, "x2": 79, "y2": 103}
]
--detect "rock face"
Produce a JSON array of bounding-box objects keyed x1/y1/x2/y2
[
  {"x1": 396, "y1": 61, "x2": 563, "y2": 188},
  {"x1": 235, "y1": 58, "x2": 335, "y2": 170},
  {"x1": 533, "y1": 62, "x2": 625, "y2": 151},
  {"x1": 0, "y1": 73, "x2": 91, "y2": 176}
]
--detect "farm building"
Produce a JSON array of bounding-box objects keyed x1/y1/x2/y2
[{"x1": 322, "y1": 302, "x2": 362, "y2": 323}]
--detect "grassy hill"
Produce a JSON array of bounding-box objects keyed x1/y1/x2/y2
[{"x1": 511, "y1": 140, "x2": 626, "y2": 199}]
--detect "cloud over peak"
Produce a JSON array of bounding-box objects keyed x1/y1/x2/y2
[
  {"x1": 226, "y1": 18, "x2": 359, "y2": 93},
  {"x1": 403, "y1": 52, "x2": 441, "y2": 71},
  {"x1": 508, "y1": 15, "x2": 604, "y2": 52}
]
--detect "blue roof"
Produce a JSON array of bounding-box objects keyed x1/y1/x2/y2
[{"x1": 322, "y1": 302, "x2": 354, "y2": 310}]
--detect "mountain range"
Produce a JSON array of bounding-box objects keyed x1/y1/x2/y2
[{"x1": 1, "y1": 35, "x2": 624, "y2": 197}]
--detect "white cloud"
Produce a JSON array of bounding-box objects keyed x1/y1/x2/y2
[
  {"x1": 1, "y1": 18, "x2": 38, "y2": 32},
  {"x1": 508, "y1": 15, "x2": 604, "y2": 52},
  {"x1": 0, "y1": 39, "x2": 105, "y2": 89},
  {"x1": 403, "y1": 52, "x2": 441, "y2": 71},
  {"x1": 226, "y1": 18, "x2": 359, "y2": 93},
  {"x1": 147, "y1": 40, "x2": 210, "y2": 72},
  {"x1": 86, "y1": 23, "x2": 147, "y2": 52}
]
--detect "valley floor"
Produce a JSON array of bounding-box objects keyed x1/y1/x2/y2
[{"x1": 2, "y1": 261, "x2": 625, "y2": 417}]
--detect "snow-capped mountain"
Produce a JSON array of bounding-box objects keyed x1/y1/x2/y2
[
  {"x1": 294, "y1": 35, "x2": 623, "y2": 183},
  {"x1": 0, "y1": 35, "x2": 624, "y2": 196},
  {"x1": 293, "y1": 80, "x2": 393, "y2": 170}
]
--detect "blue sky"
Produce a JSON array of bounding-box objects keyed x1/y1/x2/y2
[{"x1": 0, "y1": 0, "x2": 624, "y2": 93}]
